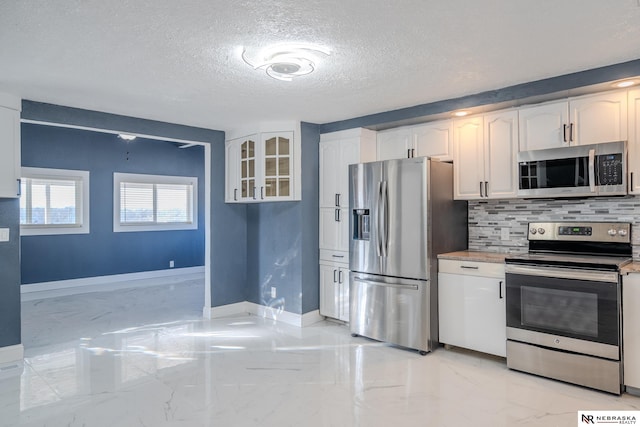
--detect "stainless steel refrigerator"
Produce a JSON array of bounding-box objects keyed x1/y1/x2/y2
[{"x1": 349, "y1": 157, "x2": 467, "y2": 354}]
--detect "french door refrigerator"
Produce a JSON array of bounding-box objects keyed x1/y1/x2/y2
[{"x1": 349, "y1": 157, "x2": 467, "y2": 354}]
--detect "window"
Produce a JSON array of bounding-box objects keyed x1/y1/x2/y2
[
  {"x1": 114, "y1": 173, "x2": 197, "y2": 232},
  {"x1": 20, "y1": 167, "x2": 90, "y2": 236}
]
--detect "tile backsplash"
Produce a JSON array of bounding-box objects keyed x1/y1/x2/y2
[{"x1": 468, "y1": 196, "x2": 640, "y2": 259}]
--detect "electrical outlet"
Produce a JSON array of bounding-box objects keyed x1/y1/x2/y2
[
  {"x1": 0, "y1": 228, "x2": 9, "y2": 242},
  {"x1": 169, "y1": 260, "x2": 175, "y2": 268},
  {"x1": 501, "y1": 227, "x2": 510, "y2": 241},
  {"x1": 271, "y1": 287, "x2": 276, "y2": 298}
]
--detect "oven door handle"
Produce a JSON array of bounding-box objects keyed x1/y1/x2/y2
[{"x1": 505, "y1": 264, "x2": 618, "y2": 283}]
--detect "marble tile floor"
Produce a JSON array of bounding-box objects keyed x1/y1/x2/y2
[{"x1": 1, "y1": 280, "x2": 638, "y2": 426}]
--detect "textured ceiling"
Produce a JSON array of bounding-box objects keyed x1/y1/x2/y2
[{"x1": 1, "y1": 0, "x2": 640, "y2": 133}]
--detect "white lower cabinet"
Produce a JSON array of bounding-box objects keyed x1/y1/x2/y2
[
  {"x1": 438, "y1": 259, "x2": 506, "y2": 357},
  {"x1": 319, "y1": 261, "x2": 349, "y2": 322},
  {"x1": 623, "y1": 273, "x2": 640, "y2": 391}
]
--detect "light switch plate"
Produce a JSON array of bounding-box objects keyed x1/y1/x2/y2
[{"x1": 0, "y1": 228, "x2": 9, "y2": 242}]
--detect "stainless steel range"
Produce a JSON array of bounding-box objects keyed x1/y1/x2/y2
[{"x1": 505, "y1": 222, "x2": 632, "y2": 394}]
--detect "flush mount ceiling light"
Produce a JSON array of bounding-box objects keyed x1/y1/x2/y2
[
  {"x1": 612, "y1": 79, "x2": 637, "y2": 88},
  {"x1": 241, "y1": 43, "x2": 331, "y2": 82},
  {"x1": 118, "y1": 134, "x2": 137, "y2": 141}
]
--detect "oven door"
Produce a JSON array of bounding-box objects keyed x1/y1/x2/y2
[{"x1": 505, "y1": 264, "x2": 620, "y2": 360}]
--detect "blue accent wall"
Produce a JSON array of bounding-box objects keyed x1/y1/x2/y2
[
  {"x1": 20, "y1": 123, "x2": 205, "y2": 284},
  {"x1": 209, "y1": 138, "x2": 248, "y2": 307},
  {"x1": 245, "y1": 123, "x2": 320, "y2": 315},
  {"x1": 300, "y1": 122, "x2": 320, "y2": 314},
  {"x1": 0, "y1": 198, "x2": 21, "y2": 347}
]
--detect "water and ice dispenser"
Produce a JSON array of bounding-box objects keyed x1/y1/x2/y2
[{"x1": 352, "y1": 209, "x2": 370, "y2": 240}]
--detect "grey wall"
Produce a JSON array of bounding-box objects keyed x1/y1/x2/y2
[{"x1": 0, "y1": 198, "x2": 20, "y2": 348}]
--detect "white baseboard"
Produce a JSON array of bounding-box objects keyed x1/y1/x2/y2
[
  {"x1": 0, "y1": 345, "x2": 24, "y2": 379},
  {"x1": 22, "y1": 267, "x2": 205, "y2": 300},
  {"x1": 203, "y1": 302, "x2": 324, "y2": 328}
]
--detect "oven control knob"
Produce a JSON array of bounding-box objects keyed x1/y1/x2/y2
[
  {"x1": 537, "y1": 228, "x2": 545, "y2": 235},
  {"x1": 529, "y1": 228, "x2": 537, "y2": 235},
  {"x1": 608, "y1": 229, "x2": 618, "y2": 236},
  {"x1": 618, "y1": 229, "x2": 628, "y2": 237}
]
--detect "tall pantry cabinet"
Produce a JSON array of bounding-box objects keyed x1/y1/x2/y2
[{"x1": 319, "y1": 128, "x2": 376, "y2": 321}]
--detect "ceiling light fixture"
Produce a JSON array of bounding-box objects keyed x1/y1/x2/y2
[
  {"x1": 241, "y1": 43, "x2": 331, "y2": 82},
  {"x1": 612, "y1": 79, "x2": 637, "y2": 88},
  {"x1": 118, "y1": 134, "x2": 137, "y2": 141},
  {"x1": 453, "y1": 111, "x2": 469, "y2": 117}
]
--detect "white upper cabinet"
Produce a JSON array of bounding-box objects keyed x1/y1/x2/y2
[
  {"x1": 225, "y1": 130, "x2": 297, "y2": 203},
  {"x1": 519, "y1": 91, "x2": 627, "y2": 151},
  {"x1": 453, "y1": 110, "x2": 518, "y2": 200},
  {"x1": 453, "y1": 116, "x2": 484, "y2": 199},
  {"x1": 413, "y1": 121, "x2": 454, "y2": 161},
  {"x1": 319, "y1": 128, "x2": 376, "y2": 209},
  {"x1": 628, "y1": 89, "x2": 640, "y2": 194},
  {"x1": 377, "y1": 121, "x2": 453, "y2": 161},
  {"x1": 224, "y1": 137, "x2": 243, "y2": 202},
  {"x1": 518, "y1": 100, "x2": 568, "y2": 151},
  {"x1": 0, "y1": 93, "x2": 21, "y2": 199},
  {"x1": 484, "y1": 110, "x2": 519, "y2": 199},
  {"x1": 376, "y1": 128, "x2": 412, "y2": 161}
]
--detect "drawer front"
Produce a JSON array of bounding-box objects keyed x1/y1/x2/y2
[
  {"x1": 320, "y1": 249, "x2": 348, "y2": 263},
  {"x1": 438, "y1": 259, "x2": 504, "y2": 278}
]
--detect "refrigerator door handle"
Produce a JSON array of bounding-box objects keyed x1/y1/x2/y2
[
  {"x1": 353, "y1": 276, "x2": 419, "y2": 291},
  {"x1": 376, "y1": 181, "x2": 383, "y2": 257},
  {"x1": 383, "y1": 180, "x2": 389, "y2": 257}
]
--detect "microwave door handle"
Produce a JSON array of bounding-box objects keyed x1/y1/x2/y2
[{"x1": 588, "y1": 148, "x2": 596, "y2": 193}]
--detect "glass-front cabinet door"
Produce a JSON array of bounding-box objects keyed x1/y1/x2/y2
[
  {"x1": 262, "y1": 132, "x2": 291, "y2": 200},
  {"x1": 240, "y1": 137, "x2": 256, "y2": 200},
  {"x1": 225, "y1": 131, "x2": 296, "y2": 203}
]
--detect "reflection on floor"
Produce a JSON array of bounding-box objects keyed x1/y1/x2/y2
[{"x1": 0, "y1": 279, "x2": 637, "y2": 426}]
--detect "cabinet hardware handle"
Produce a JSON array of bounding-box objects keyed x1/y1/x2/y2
[
  {"x1": 460, "y1": 265, "x2": 479, "y2": 269},
  {"x1": 332, "y1": 255, "x2": 345, "y2": 258},
  {"x1": 338, "y1": 269, "x2": 343, "y2": 284},
  {"x1": 569, "y1": 123, "x2": 574, "y2": 142},
  {"x1": 252, "y1": 186, "x2": 257, "y2": 200},
  {"x1": 261, "y1": 186, "x2": 264, "y2": 199},
  {"x1": 479, "y1": 181, "x2": 484, "y2": 198},
  {"x1": 411, "y1": 148, "x2": 415, "y2": 158},
  {"x1": 407, "y1": 149, "x2": 411, "y2": 158},
  {"x1": 631, "y1": 172, "x2": 634, "y2": 192},
  {"x1": 563, "y1": 124, "x2": 568, "y2": 142},
  {"x1": 333, "y1": 269, "x2": 338, "y2": 283},
  {"x1": 335, "y1": 193, "x2": 340, "y2": 207},
  {"x1": 234, "y1": 188, "x2": 237, "y2": 201},
  {"x1": 17, "y1": 179, "x2": 21, "y2": 196},
  {"x1": 499, "y1": 280, "x2": 503, "y2": 299},
  {"x1": 484, "y1": 181, "x2": 488, "y2": 198}
]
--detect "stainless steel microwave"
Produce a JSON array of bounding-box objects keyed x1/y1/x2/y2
[{"x1": 517, "y1": 141, "x2": 627, "y2": 198}]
